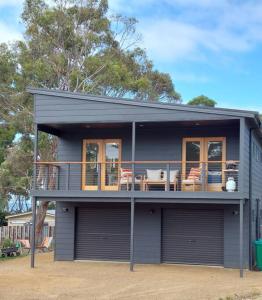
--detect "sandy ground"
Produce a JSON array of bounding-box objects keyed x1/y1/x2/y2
[{"x1": 1, "y1": 253, "x2": 262, "y2": 300}]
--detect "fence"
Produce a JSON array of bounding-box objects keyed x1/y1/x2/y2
[{"x1": 0, "y1": 225, "x2": 55, "y2": 244}]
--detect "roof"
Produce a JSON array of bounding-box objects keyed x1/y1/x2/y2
[
  {"x1": 6, "y1": 210, "x2": 55, "y2": 219},
  {"x1": 27, "y1": 87, "x2": 261, "y2": 126}
]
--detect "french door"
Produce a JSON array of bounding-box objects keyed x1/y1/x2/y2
[
  {"x1": 182, "y1": 137, "x2": 226, "y2": 191},
  {"x1": 82, "y1": 139, "x2": 121, "y2": 191}
]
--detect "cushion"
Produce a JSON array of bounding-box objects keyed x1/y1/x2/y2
[
  {"x1": 162, "y1": 170, "x2": 179, "y2": 182},
  {"x1": 120, "y1": 168, "x2": 132, "y2": 178},
  {"x1": 146, "y1": 169, "x2": 162, "y2": 181},
  {"x1": 187, "y1": 167, "x2": 201, "y2": 180},
  {"x1": 182, "y1": 179, "x2": 202, "y2": 184}
]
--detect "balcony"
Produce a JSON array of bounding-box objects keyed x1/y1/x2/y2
[{"x1": 34, "y1": 160, "x2": 239, "y2": 194}]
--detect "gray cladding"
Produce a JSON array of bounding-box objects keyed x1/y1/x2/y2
[
  {"x1": 134, "y1": 204, "x2": 161, "y2": 263},
  {"x1": 55, "y1": 202, "x2": 75, "y2": 261},
  {"x1": 54, "y1": 202, "x2": 249, "y2": 268},
  {"x1": 56, "y1": 124, "x2": 239, "y2": 191},
  {"x1": 35, "y1": 94, "x2": 241, "y2": 124}
]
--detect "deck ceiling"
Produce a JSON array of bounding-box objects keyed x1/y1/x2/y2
[{"x1": 38, "y1": 119, "x2": 240, "y2": 136}]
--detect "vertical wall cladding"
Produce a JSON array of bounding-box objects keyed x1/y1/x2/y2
[
  {"x1": 250, "y1": 132, "x2": 262, "y2": 251},
  {"x1": 55, "y1": 202, "x2": 75, "y2": 261},
  {"x1": 224, "y1": 204, "x2": 249, "y2": 268},
  {"x1": 56, "y1": 124, "x2": 239, "y2": 190},
  {"x1": 134, "y1": 204, "x2": 161, "y2": 264}
]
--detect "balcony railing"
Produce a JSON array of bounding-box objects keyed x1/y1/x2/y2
[{"x1": 34, "y1": 160, "x2": 239, "y2": 193}]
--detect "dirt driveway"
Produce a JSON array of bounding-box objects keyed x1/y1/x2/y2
[{"x1": 1, "y1": 253, "x2": 262, "y2": 300}]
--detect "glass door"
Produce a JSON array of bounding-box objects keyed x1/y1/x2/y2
[
  {"x1": 205, "y1": 138, "x2": 225, "y2": 192},
  {"x1": 82, "y1": 140, "x2": 103, "y2": 190},
  {"x1": 182, "y1": 138, "x2": 204, "y2": 181},
  {"x1": 102, "y1": 140, "x2": 121, "y2": 191},
  {"x1": 82, "y1": 139, "x2": 121, "y2": 191}
]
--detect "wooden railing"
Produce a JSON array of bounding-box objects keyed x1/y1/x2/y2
[{"x1": 34, "y1": 160, "x2": 240, "y2": 193}]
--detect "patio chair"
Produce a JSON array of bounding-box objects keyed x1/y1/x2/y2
[
  {"x1": 19, "y1": 239, "x2": 31, "y2": 254},
  {"x1": 37, "y1": 237, "x2": 53, "y2": 252},
  {"x1": 119, "y1": 168, "x2": 143, "y2": 191},
  {"x1": 181, "y1": 167, "x2": 202, "y2": 192}
]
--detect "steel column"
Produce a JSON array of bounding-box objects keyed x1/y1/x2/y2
[
  {"x1": 31, "y1": 123, "x2": 38, "y2": 268},
  {"x1": 131, "y1": 122, "x2": 136, "y2": 191},
  {"x1": 130, "y1": 197, "x2": 135, "y2": 271},
  {"x1": 240, "y1": 198, "x2": 244, "y2": 277},
  {"x1": 31, "y1": 196, "x2": 36, "y2": 268}
]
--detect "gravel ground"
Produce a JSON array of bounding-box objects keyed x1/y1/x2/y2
[{"x1": 0, "y1": 253, "x2": 262, "y2": 300}]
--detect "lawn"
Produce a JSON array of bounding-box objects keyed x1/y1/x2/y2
[{"x1": 0, "y1": 253, "x2": 262, "y2": 300}]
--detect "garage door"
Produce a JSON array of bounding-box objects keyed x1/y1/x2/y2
[
  {"x1": 162, "y1": 209, "x2": 224, "y2": 265},
  {"x1": 75, "y1": 206, "x2": 130, "y2": 260}
]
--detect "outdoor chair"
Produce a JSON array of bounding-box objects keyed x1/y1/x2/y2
[
  {"x1": 181, "y1": 167, "x2": 202, "y2": 192},
  {"x1": 119, "y1": 168, "x2": 143, "y2": 191}
]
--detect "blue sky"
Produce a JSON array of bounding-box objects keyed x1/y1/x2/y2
[{"x1": 0, "y1": 0, "x2": 262, "y2": 112}]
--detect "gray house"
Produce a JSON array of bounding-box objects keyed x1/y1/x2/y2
[{"x1": 29, "y1": 88, "x2": 262, "y2": 276}]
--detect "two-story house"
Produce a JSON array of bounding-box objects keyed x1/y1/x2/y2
[{"x1": 29, "y1": 88, "x2": 262, "y2": 277}]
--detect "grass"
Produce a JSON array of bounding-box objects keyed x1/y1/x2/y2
[{"x1": 219, "y1": 291, "x2": 261, "y2": 300}]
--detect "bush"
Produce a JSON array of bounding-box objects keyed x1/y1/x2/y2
[{"x1": 1, "y1": 238, "x2": 15, "y2": 249}]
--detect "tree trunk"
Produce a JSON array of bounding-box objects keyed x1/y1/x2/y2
[{"x1": 35, "y1": 200, "x2": 49, "y2": 245}]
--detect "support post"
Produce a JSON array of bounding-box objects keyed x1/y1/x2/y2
[
  {"x1": 97, "y1": 163, "x2": 101, "y2": 191},
  {"x1": 240, "y1": 198, "x2": 244, "y2": 278},
  {"x1": 166, "y1": 163, "x2": 170, "y2": 191},
  {"x1": 131, "y1": 122, "x2": 136, "y2": 191},
  {"x1": 130, "y1": 197, "x2": 135, "y2": 271},
  {"x1": 66, "y1": 164, "x2": 70, "y2": 190},
  {"x1": 31, "y1": 196, "x2": 36, "y2": 268},
  {"x1": 31, "y1": 123, "x2": 38, "y2": 268}
]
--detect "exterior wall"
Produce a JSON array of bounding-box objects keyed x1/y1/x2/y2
[
  {"x1": 54, "y1": 201, "x2": 249, "y2": 268},
  {"x1": 57, "y1": 124, "x2": 239, "y2": 190},
  {"x1": 250, "y1": 131, "x2": 262, "y2": 265},
  {"x1": 55, "y1": 202, "x2": 75, "y2": 261},
  {"x1": 34, "y1": 94, "x2": 238, "y2": 124}
]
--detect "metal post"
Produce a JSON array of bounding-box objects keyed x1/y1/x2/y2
[
  {"x1": 97, "y1": 163, "x2": 101, "y2": 191},
  {"x1": 131, "y1": 122, "x2": 136, "y2": 191},
  {"x1": 166, "y1": 163, "x2": 170, "y2": 191},
  {"x1": 31, "y1": 196, "x2": 36, "y2": 268},
  {"x1": 31, "y1": 123, "x2": 38, "y2": 268},
  {"x1": 240, "y1": 198, "x2": 244, "y2": 278},
  {"x1": 130, "y1": 197, "x2": 135, "y2": 271},
  {"x1": 33, "y1": 124, "x2": 38, "y2": 190},
  {"x1": 66, "y1": 164, "x2": 70, "y2": 190}
]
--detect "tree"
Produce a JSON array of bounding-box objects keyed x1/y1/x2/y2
[
  {"x1": 187, "y1": 95, "x2": 217, "y2": 107},
  {"x1": 0, "y1": 0, "x2": 181, "y2": 244}
]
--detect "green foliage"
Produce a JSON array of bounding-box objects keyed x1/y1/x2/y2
[
  {"x1": 187, "y1": 95, "x2": 217, "y2": 107},
  {"x1": 0, "y1": 211, "x2": 7, "y2": 226},
  {"x1": 0, "y1": 0, "x2": 180, "y2": 217},
  {"x1": 1, "y1": 238, "x2": 15, "y2": 249}
]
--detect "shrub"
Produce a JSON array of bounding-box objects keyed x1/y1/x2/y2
[{"x1": 1, "y1": 238, "x2": 15, "y2": 249}]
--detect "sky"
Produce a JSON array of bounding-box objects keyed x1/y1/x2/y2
[{"x1": 0, "y1": 0, "x2": 262, "y2": 112}]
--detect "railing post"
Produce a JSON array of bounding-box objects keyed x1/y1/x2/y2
[
  {"x1": 97, "y1": 163, "x2": 101, "y2": 191},
  {"x1": 45, "y1": 165, "x2": 49, "y2": 190},
  {"x1": 201, "y1": 162, "x2": 206, "y2": 192},
  {"x1": 166, "y1": 163, "x2": 170, "y2": 191},
  {"x1": 66, "y1": 163, "x2": 70, "y2": 190}
]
